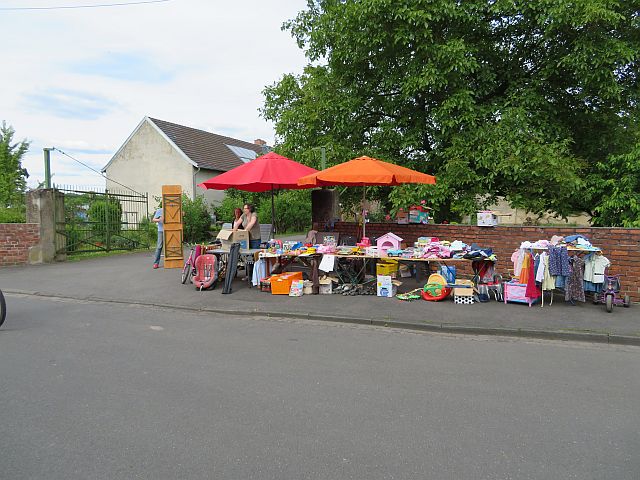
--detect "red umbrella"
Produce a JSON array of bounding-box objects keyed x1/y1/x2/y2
[
  {"x1": 198, "y1": 152, "x2": 318, "y2": 192},
  {"x1": 198, "y1": 152, "x2": 318, "y2": 234}
]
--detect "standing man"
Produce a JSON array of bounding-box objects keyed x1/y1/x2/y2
[{"x1": 152, "y1": 204, "x2": 163, "y2": 269}]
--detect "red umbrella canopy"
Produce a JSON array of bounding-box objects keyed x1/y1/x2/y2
[{"x1": 198, "y1": 152, "x2": 318, "y2": 192}]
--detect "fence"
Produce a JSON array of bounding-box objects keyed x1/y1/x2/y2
[{"x1": 54, "y1": 185, "x2": 150, "y2": 255}]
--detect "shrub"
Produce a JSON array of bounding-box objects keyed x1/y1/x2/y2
[
  {"x1": 257, "y1": 190, "x2": 312, "y2": 234},
  {"x1": 182, "y1": 194, "x2": 211, "y2": 243},
  {"x1": 0, "y1": 207, "x2": 25, "y2": 223},
  {"x1": 214, "y1": 194, "x2": 242, "y2": 226},
  {"x1": 87, "y1": 199, "x2": 122, "y2": 241}
]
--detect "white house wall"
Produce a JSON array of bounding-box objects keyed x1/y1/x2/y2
[
  {"x1": 195, "y1": 169, "x2": 226, "y2": 208},
  {"x1": 105, "y1": 120, "x2": 193, "y2": 214}
]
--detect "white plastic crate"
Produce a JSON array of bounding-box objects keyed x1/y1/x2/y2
[{"x1": 454, "y1": 295, "x2": 474, "y2": 305}]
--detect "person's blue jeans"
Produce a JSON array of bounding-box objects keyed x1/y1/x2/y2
[
  {"x1": 153, "y1": 230, "x2": 163, "y2": 264},
  {"x1": 249, "y1": 239, "x2": 261, "y2": 249}
]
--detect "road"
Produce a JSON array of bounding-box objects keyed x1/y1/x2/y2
[{"x1": 1, "y1": 293, "x2": 638, "y2": 479}]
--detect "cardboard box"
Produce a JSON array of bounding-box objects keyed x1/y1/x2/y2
[
  {"x1": 216, "y1": 229, "x2": 250, "y2": 249},
  {"x1": 270, "y1": 272, "x2": 304, "y2": 295},
  {"x1": 476, "y1": 211, "x2": 498, "y2": 227},
  {"x1": 454, "y1": 279, "x2": 474, "y2": 297},
  {"x1": 376, "y1": 275, "x2": 398, "y2": 298},
  {"x1": 396, "y1": 211, "x2": 409, "y2": 224},
  {"x1": 319, "y1": 277, "x2": 333, "y2": 294},
  {"x1": 409, "y1": 210, "x2": 429, "y2": 224}
]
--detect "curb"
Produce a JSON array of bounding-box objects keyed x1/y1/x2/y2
[{"x1": 4, "y1": 289, "x2": 639, "y2": 346}]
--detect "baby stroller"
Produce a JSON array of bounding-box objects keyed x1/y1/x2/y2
[{"x1": 192, "y1": 254, "x2": 219, "y2": 291}]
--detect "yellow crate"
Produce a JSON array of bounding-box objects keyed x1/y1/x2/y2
[{"x1": 376, "y1": 261, "x2": 398, "y2": 276}]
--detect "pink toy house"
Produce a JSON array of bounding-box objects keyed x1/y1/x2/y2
[{"x1": 376, "y1": 232, "x2": 403, "y2": 257}]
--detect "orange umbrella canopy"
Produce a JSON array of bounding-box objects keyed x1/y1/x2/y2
[{"x1": 297, "y1": 156, "x2": 436, "y2": 187}]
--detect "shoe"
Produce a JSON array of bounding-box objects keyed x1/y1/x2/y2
[{"x1": 153, "y1": 263, "x2": 159, "y2": 269}]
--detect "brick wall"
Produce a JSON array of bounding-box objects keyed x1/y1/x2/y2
[
  {"x1": 315, "y1": 222, "x2": 640, "y2": 301},
  {"x1": 0, "y1": 223, "x2": 40, "y2": 266}
]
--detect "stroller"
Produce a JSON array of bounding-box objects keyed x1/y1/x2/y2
[{"x1": 192, "y1": 254, "x2": 219, "y2": 291}]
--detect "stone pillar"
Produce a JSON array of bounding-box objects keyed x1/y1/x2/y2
[{"x1": 26, "y1": 189, "x2": 66, "y2": 263}]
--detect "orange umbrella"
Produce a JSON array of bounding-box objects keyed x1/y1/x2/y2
[
  {"x1": 297, "y1": 156, "x2": 436, "y2": 239},
  {"x1": 297, "y1": 156, "x2": 436, "y2": 187}
]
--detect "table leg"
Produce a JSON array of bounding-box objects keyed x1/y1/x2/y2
[{"x1": 310, "y1": 257, "x2": 320, "y2": 294}]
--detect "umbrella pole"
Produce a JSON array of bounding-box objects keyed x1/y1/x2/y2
[
  {"x1": 271, "y1": 187, "x2": 275, "y2": 239},
  {"x1": 362, "y1": 186, "x2": 366, "y2": 240}
]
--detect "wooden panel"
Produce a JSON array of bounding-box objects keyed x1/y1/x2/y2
[{"x1": 162, "y1": 185, "x2": 184, "y2": 269}]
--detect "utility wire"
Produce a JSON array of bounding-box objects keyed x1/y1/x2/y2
[
  {"x1": 53, "y1": 147, "x2": 145, "y2": 196},
  {"x1": 0, "y1": 0, "x2": 171, "y2": 11}
]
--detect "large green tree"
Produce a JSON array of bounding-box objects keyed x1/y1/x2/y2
[
  {"x1": 0, "y1": 121, "x2": 30, "y2": 209},
  {"x1": 262, "y1": 0, "x2": 639, "y2": 224}
]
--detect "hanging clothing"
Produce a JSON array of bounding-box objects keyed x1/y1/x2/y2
[
  {"x1": 512, "y1": 249, "x2": 525, "y2": 277},
  {"x1": 565, "y1": 256, "x2": 586, "y2": 302},
  {"x1": 251, "y1": 258, "x2": 268, "y2": 286},
  {"x1": 541, "y1": 255, "x2": 556, "y2": 291},
  {"x1": 535, "y1": 252, "x2": 546, "y2": 283},
  {"x1": 549, "y1": 246, "x2": 571, "y2": 276},
  {"x1": 518, "y1": 253, "x2": 531, "y2": 284},
  {"x1": 525, "y1": 253, "x2": 541, "y2": 299},
  {"x1": 583, "y1": 254, "x2": 610, "y2": 284}
]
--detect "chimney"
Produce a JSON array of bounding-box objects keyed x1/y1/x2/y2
[{"x1": 254, "y1": 138, "x2": 267, "y2": 146}]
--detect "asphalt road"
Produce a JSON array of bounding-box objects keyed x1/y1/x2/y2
[{"x1": 1, "y1": 294, "x2": 639, "y2": 480}]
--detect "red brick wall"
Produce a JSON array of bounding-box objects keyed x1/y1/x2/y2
[
  {"x1": 315, "y1": 222, "x2": 640, "y2": 301},
  {"x1": 0, "y1": 223, "x2": 40, "y2": 266}
]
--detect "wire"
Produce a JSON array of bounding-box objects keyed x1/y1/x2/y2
[
  {"x1": 0, "y1": 0, "x2": 171, "y2": 11},
  {"x1": 52, "y1": 147, "x2": 145, "y2": 196}
]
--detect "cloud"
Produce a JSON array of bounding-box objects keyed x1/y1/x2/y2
[
  {"x1": 23, "y1": 88, "x2": 119, "y2": 120},
  {"x1": 69, "y1": 52, "x2": 174, "y2": 84}
]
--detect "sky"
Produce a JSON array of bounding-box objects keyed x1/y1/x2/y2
[{"x1": 0, "y1": 0, "x2": 309, "y2": 189}]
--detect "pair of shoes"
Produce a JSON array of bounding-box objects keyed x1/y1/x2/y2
[{"x1": 153, "y1": 263, "x2": 159, "y2": 269}]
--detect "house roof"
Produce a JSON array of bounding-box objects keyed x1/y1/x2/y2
[
  {"x1": 148, "y1": 117, "x2": 265, "y2": 172},
  {"x1": 377, "y1": 232, "x2": 403, "y2": 242},
  {"x1": 102, "y1": 116, "x2": 267, "y2": 174}
]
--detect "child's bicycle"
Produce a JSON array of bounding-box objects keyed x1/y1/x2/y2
[
  {"x1": 0, "y1": 288, "x2": 6, "y2": 327},
  {"x1": 593, "y1": 271, "x2": 631, "y2": 312},
  {"x1": 181, "y1": 244, "x2": 202, "y2": 284}
]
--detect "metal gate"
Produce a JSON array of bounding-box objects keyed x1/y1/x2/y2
[{"x1": 54, "y1": 185, "x2": 150, "y2": 255}]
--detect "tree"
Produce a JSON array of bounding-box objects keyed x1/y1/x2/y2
[
  {"x1": 262, "y1": 0, "x2": 640, "y2": 224},
  {"x1": 0, "y1": 121, "x2": 30, "y2": 209},
  {"x1": 182, "y1": 194, "x2": 212, "y2": 243}
]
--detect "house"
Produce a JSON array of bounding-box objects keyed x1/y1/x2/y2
[{"x1": 102, "y1": 116, "x2": 269, "y2": 213}]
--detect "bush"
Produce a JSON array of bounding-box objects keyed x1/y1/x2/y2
[
  {"x1": 0, "y1": 207, "x2": 25, "y2": 223},
  {"x1": 87, "y1": 199, "x2": 122, "y2": 241},
  {"x1": 257, "y1": 190, "x2": 312, "y2": 234},
  {"x1": 182, "y1": 194, "x2": 211, "y2": 243},
  {"x1": 214, "y1": 194, "x2": 242, "y2": 226}
]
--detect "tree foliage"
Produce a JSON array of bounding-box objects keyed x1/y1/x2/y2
[
  {"x1": 182, "y1": 194, "x2": 212, "y2": 243},
  {"x1": 262, "y1": 0, "x2": 640, "y2": 225},
  {"x1": 0, "y1": 121, "x2": 30, "y2": 210}
]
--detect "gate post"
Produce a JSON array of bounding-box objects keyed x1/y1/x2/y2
[
  {"x1": 26, "y1": 188, "x2": 66, "y2": 263},
  {"x1": 105, "y1": 188, "x2": 111, "y2": 252}
]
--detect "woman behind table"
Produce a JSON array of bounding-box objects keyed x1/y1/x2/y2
[
  {"x1": 233, "y1": 203, "x2": 261, "y2": 249},
  {"x1": 233, "y1": 207, "x2": 242, "y2": 224}
]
